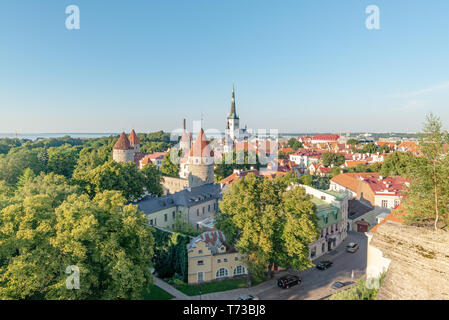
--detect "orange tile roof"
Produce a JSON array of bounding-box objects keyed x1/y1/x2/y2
[
  {"x1": 344, "y1": 160, "x2": 368, "y2": 167},
  {"x1": 113, "y1": 132, "x2": 132, "y2": 150},
  {"x1": 129, "y1": 129, "x2": 140, "y2": 145},
  {"x1": 189, "y1": 129, "x2": 214, "y2": 157},
  {"x1": 370, "y1": 208, "x2": 407, "y2": 233},
  {"x1": 331, "y1": 172, "x2": 379, "y2": 193}
]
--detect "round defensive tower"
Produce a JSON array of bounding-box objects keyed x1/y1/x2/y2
[
  {"x1": 187, "y1": 129, "x2": 214, "y2": 186},
  {"x1": 113, "y1": 132, "x2": 135, "y2": 163}
]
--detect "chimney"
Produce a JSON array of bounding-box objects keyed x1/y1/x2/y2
[{"x1": 183, "y1": 118, "x2": 186, "y2": 131}]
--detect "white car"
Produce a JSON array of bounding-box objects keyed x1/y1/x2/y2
[{"x1": 346, "y1": 242, "x2": 359, "y2": 253}]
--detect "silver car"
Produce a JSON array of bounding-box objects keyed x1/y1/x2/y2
[{"x1": 346, "y1": 242, "x2": 359, "y2": 253}]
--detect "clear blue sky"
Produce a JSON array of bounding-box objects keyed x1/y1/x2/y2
[{"x1": 1, "y1": 0, "x2": 449, "y2": 133}]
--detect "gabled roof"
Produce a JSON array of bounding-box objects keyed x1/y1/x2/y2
[
  {"x1": 187, "y1": 230, "x2": 227, "y2": 254},
  {"x1": 313, "y1": 134, "x2": 339, "y2": 141},
  {"x1": 129, "y1": 129, "x2": 140, "y2": 145},
  {"x1": 331, "y1": 172, "x2": 379, "y2": 193},
  {"x1": 113, "y1": 132, "x2": 132, "y2": 150}
]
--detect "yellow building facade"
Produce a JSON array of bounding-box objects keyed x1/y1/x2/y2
[{"x1": 187, "y1": 230, "x2": 247, "y2": 284}]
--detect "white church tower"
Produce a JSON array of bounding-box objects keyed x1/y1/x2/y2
[{"x1": 225, "y1": 85, "x2": 240, "y2": 140}]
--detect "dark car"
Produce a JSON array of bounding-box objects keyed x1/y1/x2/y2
[
  {"x1": 277, "y1": 275, "x2": 301, "y2": 289},
  {"x1": 316, "y1": 261, "x2": 333, "y2": 270},
  {"x1": 331, "y1": 281, "x2": 355, "y2": 290},
  {"x1": 237, "y1": 295, "x2": 260, "y2": 300}
]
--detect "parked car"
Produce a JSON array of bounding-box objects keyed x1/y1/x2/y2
[
  {"x1": 331, "y1": 281, "x2": 355, "y2": 290},
  {"x1": 316, "y1": 261, "x2": 333, "y2": 270},
  {"x1": 277, "y1": 275, "x2": 301, "y2": 289},
  {"x1": 237, "y1": 294, "x2": 260, "y2": 300},
  {"x1": 346, "y1": 242, "x2": 359, "y2": 253}
]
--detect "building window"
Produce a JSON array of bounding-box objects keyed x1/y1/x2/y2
[
  {"x1": 382, "y1": 200, "x2": 388, "y2": 208},
  {"x1": 202, "y1": 207, "x2": 205, "y2": 214},
  {"x1": 224, "y1": 258, "x2": 228, "y2": 262},
  {"x1": 198, "y1": 272, "x2": 204, "y2": 282},
  {"x1": 198, "y1": 250, "x2": 203, "y2": 254},
  {"x1": 233, "y1": 265, "x2": 246, "y2": 276},
  {"x1": 197, "y1": 209, "x2": 199, "y2": 216},
  {"x1": 197, "y1": 260, "x2": 204, "y2": 266},
  {"x1": 217, "y1": 259, "x2": 221, "y2": 263},
  {"x1": 311, "y1": 247, "x2": 316, "y2": 258},
  {"x1": 235, "y1": 257, "x2": 239, "y2": 261},
  {"x1": 216, "y1": 268, "x2": 229, "y2": 278},
  {"x1": 172, "y1": 211, "x2": 176, "y2": 219},
  {"x1": 149, "y1": 219, "x2": 153, "y2": 226},
  {"x1": 164, "y1": 214, "x2": 168, "y2": 222},
  {"x1": 208, "y1": 205, "x2": 211, "y2": 212},
  {"x1": 321, "y1": 196, "x2": 326, "y2": 200},
  {"x1": 322, "y1": 243, "x2": 325, "y2": 253},
  {"x1": 394, "y1": 199, "x2": 400, "y2": 207}
]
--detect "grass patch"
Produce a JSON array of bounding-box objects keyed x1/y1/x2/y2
[
  {"x1": 142, "y1": 284, "x2": 174, "y2": 300},
  {"x1": 174, "y1": 278, "x2": 248, "y2": 296}
]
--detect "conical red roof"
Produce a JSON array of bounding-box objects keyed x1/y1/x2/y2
[
  {"x1": 189, "y1": 129, "x2": 214, "y2": 157},
  {"x1": 129, "y1": 129, "x2": 140, "y2": 145},
  {"x1": 113, "y1": 132, "x2": 132, "y2": 150}
]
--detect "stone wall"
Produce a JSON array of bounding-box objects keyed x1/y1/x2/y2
[
  {"x1": 161, "y1": 176, "x2": 189, "y2": 194},
  {"x1": 370, "y1": 221, "x2": 449, "y2": 300}
]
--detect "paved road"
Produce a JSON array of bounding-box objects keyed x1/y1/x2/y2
[
  {"x1": 191, "y1": 231, "x2": 368, "y2": 300},
  {"x1": 258, "y1": 231, "x2": 368, "y2": 300}
]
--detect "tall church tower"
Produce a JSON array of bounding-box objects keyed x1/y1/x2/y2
[{"x1": 225, "y1": 85, "x2": 240, "y2": 140}]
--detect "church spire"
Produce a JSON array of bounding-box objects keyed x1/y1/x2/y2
[{"x1": 228, "y1": 84, "x2": 238, "y2": 119}]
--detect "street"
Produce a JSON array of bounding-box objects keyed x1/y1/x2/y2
[
  {"x1": 191, "y1": 231, "x2": 367, "y2": 300},
  {"x1": 257, "y1": 231, "x2": 368, "y2": 300}
]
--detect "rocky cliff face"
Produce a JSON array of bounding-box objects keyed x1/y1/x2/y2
[{"x1": 370, "y1": 222, "x2": 449, "y2": 300}]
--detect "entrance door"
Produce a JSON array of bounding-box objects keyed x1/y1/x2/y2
[{"x1": 328, "y1": 240, "x2": 332, "y2": 251}]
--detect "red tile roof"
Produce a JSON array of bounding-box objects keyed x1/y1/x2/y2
[
  {"x1": 331, "y1": 172, "x2": 379, "y2": 193},
  {"x1": 362, "y1": 176, "x2": 408, "y2": 196},
  {"x1": 189, "y1": 129, "x2": 214, "y2": 157},
  {"x1": 313, "y1": 134, "x2": 339, "y2": 142},
  {"x1": 129, "y1": 129, "x2": 140, "y2": 145},
  {"x1": 113, "y1": 132, "x2": 132, "y2": 150}
]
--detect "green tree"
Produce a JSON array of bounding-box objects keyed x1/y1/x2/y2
[
  {"x1": 321, "y1": 152, "x2": 345, "y2": 167},
  {"x1": 402, "y1": 113, "x2": 449, "y2": 230},
  {"x1": 379, "y1": 151, "x2": 418, "y2": 177},
  {"x1": 299, "y1": 174, "x2": 313, "y2": 186},
  {"x1": 346, "y1": 139, "x2": 360, "y2": 146},
  {"x1": 141, "y1": 164, "x2": 163, "y2": 196},
  {"x1": 216, "y1": 174, "x2": 319, "y2": 283},
  {"x1": 287, "y1": 138, "x2": 303, "y2": 150},
  {"x1": 47, "y1": 144, "x2": 80, "y2": 178},
  {"x1": 0, "y1": 148, "x2": 46, "y2": 185},
  {"x1": 16, "y1": 168, "x2": 36, "y2": 189},
  {"x1": 214, "y1": 150, "x2": 260, "y2": 182},
  {"x1": 74, "y1": 161, "x2": 159, "y2": 201},
  {"x1": 161, "y1": 151, "x2": 179, "y2": 178},
  {"x1": 0, "y1": 190, "x2": 154, "y2": 299}
]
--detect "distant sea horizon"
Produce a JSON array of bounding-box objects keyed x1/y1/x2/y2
[{"x1": 0, "y1": 131, "x2": 417, "y2": 141}]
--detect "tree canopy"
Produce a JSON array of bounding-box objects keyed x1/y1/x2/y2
[
  {"x1": 400, "y1": 113, "x2": 449, "y2": 230},
  {"x1": 0, "y1": 173, "x2": 155, "y2": 299},
  {"x1": 216, "y1": 174, "x2": 319, "y2": 282}
]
